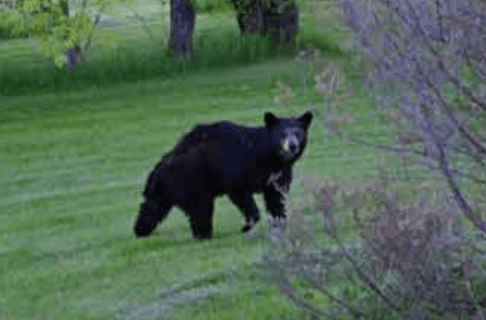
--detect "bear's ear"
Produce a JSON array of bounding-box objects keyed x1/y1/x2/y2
[
  {"x1": 264, "y1": 112, "x2": 279, "y2": 129},
  {"x1": 299, "y1": 111, "x2": 313, "y2": 130}
]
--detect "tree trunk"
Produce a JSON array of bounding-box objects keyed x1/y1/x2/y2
[
  {"x1": 231, "y1": 0, "x2": 299, "y2": 43},
  {"x1": 66, "y1": 45, "x2": 81, "y2": 73},
  {"x1": 170, "y1": 0, "x2": 196, "y2": 61},
  {"x1": 60, "y1": 0, "x2": 82, "y2": 72},
  {"x1": 231, "y1": 0, "x2": 265, "y2": 34},
  {"x1": 263, "y1": 0, "x2": 299, "y2": 43}
]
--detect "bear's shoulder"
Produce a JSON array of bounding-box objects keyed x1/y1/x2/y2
[
  {"x1": 156, "y1": 120, "x2": 270, "y2": 167},
  {"x1": 179, "y1": 121, "x2": 267, "y2": 150}
]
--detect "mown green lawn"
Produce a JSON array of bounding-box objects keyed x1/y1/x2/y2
[
  {"x1": 0, "y1": 2, "x2": 394, "y2": 319},
  {"x1": 1, "y1": 57, "x2": 386, "y2": 320}
]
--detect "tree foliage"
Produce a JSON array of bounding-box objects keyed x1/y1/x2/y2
[
  {"x1": 3, "y1": 0, "x2": 123, "y2": 69},
  {"x1": 0, "y1": 1, "x2": 30, "y2": 39}
]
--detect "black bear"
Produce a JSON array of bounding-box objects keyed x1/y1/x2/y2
[{"x1": 134, "y1": 111, "x2": 313, "y2": 239}]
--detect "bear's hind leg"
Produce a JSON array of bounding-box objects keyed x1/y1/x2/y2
[
  {"x1": 184, "y1": 199, "x2": 215, "y2": 240},
  {"x1": 227, "y1": 191, "x2": 260, "y2": 233},
  {"x1": 134, "y1": 197, "x2": 173, "y2": 237}
]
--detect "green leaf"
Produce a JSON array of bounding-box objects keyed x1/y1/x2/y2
[{"x1": 13, "y1": 0, "x2": 124, "y2": 70}]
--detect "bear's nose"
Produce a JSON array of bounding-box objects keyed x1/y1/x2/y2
[{"x1": 289, "y1": 143, "x2": 297, "y2": 152}]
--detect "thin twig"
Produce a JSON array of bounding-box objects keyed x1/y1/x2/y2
[
  {"x1": 404, "y1": 1, "x2": 486, "y2": 112},
  {"x1": 435, "y1": 138, "x2": 486, "y2": 233},
  {"x1": 301, "y1": 272, "x2": 364, "y2": 318},
  {"x1": 333, "y1": 234, "x2": 402, "y2": 313}
]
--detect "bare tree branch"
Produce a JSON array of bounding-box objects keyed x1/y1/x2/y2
[
  {"x1": 435, "y1": 141, "x2": 486, "y2": 232},
  {"x1": 300, "y1": 272, "x2": 364, "y2": 318}
]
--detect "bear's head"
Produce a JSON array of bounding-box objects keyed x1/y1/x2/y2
[{"x1": 265, "y1": 110, "x2": 313, "y2": 164}]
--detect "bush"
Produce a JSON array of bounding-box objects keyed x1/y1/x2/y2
[
  {"x1": 0, "y1": 9, "x2": 31, "y2": 39},
  {"x1": 263, "y1": 8, "x2": 486, "y2": 315},
  {"x1": 337, "y1": 0, "x2": 486, "y2": 232},
  {"x1": 265, "y1": 172, "x2": 486, "y2": 319}
]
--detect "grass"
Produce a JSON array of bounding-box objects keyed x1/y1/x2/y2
[
  {"x1": 0, "y1": 1, "x2": 406, "y2": 319},
  {"x1": 0, "y1": 57, "x2": 390, "y2": 319},
  {"x1": 0, "y1": 0, "x2": 344, "y2": 97}
]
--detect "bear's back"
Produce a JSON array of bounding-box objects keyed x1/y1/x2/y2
[
  {"x1": 146, "y1": 121, "x2": 272, "y2": 197},
  {"x1": 163, "y1": 121, "x2": 269, "y2": 164}
]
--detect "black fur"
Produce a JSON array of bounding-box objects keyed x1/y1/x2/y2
[{"x1": 134, "y1": 111, "x2": 313, "y2": 239}]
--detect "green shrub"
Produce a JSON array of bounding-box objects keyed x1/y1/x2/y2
[{"x1": 0, "y1": 9, "x2": 31, "y2": 39}]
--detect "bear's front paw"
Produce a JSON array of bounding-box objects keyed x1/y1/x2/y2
[{"x1": 269, "y1": 215, "x2": 286, "y2": 229}]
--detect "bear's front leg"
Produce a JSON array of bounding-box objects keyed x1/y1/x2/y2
[
  {"x1": 263, "y1": 185, "x2": 288, "y2": 229},
  {"x1": 263, "y1": 184, "x2": 287, "y2": 218},
  {"x1": 265, "y1": 167, "x2": 293, "y2": 229},
  {"x1": 264, "y1": 168, "x2": 291, "y2": 218}
]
